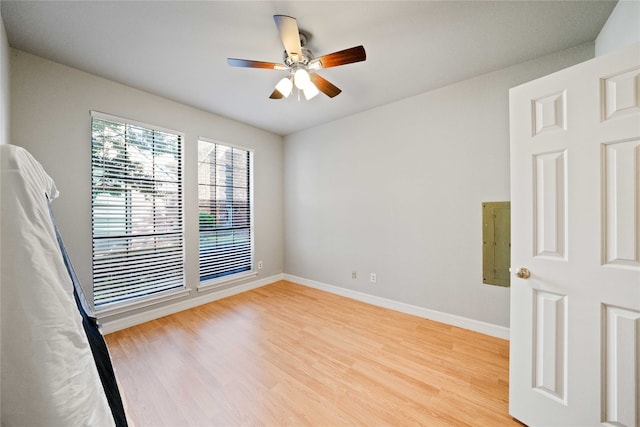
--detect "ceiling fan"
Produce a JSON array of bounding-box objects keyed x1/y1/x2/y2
[{"x1": 227, "y1": 15, "x2": 366, "y2": 100}]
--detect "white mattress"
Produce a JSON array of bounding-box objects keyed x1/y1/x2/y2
[{"x1": 1, "y1": 145, "x2": 114, "y2": 426}]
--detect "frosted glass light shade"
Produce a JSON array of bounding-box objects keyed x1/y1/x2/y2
[
  {"x1": 275, "y1": 77, "x2": 293, "y2": 97},
  {"x1": 294, "y1": 68, "x2": 311, "y2": 90},
  {"x1": 303, "y1": 82, "x2": 319, "y2": 100}
]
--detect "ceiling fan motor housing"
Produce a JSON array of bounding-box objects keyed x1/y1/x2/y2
[{"x1": 284, "y1": 47, "x2": 314, "y2": 67}]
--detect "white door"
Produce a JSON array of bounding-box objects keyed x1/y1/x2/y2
[{"x1": 509, "y1": 42, "x2": 640, "y2": 427}]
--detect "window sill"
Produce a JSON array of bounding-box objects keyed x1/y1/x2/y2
[
  {"x1": 197, "y1": 271, "x2": 258, "y2": 292},
  {"x1": 95, "y1": 287, "x2": 191, "y2": 319}
]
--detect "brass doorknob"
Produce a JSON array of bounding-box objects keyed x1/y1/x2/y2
[{"x1": 515, "y1": 268, "x2": 531, "y2": 279}]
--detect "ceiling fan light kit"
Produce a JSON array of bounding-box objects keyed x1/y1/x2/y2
[{"x1": 227, "y1": 15, "x2": 366, "y2": 100}]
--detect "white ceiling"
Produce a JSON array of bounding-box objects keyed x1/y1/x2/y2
[{"x1": 1, "y1": 1, "x2": 615, "y2": 136}]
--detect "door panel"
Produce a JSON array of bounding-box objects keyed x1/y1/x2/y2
[
  {"x1": 533, "y1": 150, "x2": 567, "y2": 259},
  {"x1": 603, "y1": 305, "x2": 640, "y2": 427},
  {"x1": 603, "y1": 139, "x2": 640, "y2": 268},
  {"x1": 602, "y1": 67, "x2": 640, "y2": 121},
  {"x1": 532, "y1": 289, "x2": 567, "y2": 404},
  {"x1": 509, "y1": 43, "x2": 640, "y2": 426}
]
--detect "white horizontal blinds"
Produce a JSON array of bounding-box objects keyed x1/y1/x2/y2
[
  {"x1": 91, "y1": 115, "x2": 184, "y2": 306},
  {"x1": 198, "y1": 140, "x2": 252, "y2": 281}
]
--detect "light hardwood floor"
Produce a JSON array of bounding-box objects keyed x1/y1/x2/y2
[{"x1": 105, "y1": 280, "x2": 523, "y2": 426}]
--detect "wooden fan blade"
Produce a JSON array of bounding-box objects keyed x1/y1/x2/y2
[
  {"x1": 269, "y1": 89, "x2": 284, "y2": 99},
  {"x1": 315, "y1": 45, "x2": 366, "y2": 69},
  {"x1": 309, "y1": 73, "x2": 342, "y2": 98},
  {"x1": 227, "y1": 58, "x2": 285, "y2": 70},
  {"x1": 274, "y1": 15, "x2": 302, "y2": 61}
]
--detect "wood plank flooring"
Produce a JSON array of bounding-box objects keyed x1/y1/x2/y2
[{"x1": 105, "y1": 280, "x2": 522, "y2": 426}]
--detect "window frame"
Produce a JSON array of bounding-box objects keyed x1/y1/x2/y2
[
  {"x1": 197, "y1": 136, "x2": 256, "y2": 291},
  {"x1": 90, "y1": 111, "x2": 188, "y2": 315}
]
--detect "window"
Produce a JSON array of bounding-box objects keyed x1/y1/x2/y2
[
  {"x1": 198, "y1": 139, "x2": 253, "y2": 283},
  {"x1": 91, "y1": 112, "x2": 184, "y2": 307}
]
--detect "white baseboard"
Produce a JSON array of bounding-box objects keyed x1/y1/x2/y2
[
  {"x1": 101, "y1": 272, "x2": 510, "y2": 340},
  {"x1": 283, "y1": 274, "x2": 510, "y2": 340},
  {"x1": 100, "y1": 273, "x2": 284, "y2": 334}
]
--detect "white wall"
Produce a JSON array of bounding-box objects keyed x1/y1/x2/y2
[
  {"x1": 284, "y1": 44, "x2": 594, "y2": 328},
  {"x1": 0, "y1": 15, "x2": 9, "y2": 415},
  {"x1": 10, "y1": 49, "x2": 284, "y2": 324},
  {"x1": 0, "y1": 15, "x2": 8, "y2": 145},
  {"x1": 595, "y1": 0, "x2": 640, "y2": 56}
]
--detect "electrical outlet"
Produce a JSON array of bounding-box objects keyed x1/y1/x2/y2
[
  {"x1": 352, "y1": 270, "x2": 357, "y2": 279},
  {"x1": 257, "y1": 261, "x2": 263, "y2": 270},
  {"x1": 370, "y1": 273, "x2": 377, "y2": 283}
]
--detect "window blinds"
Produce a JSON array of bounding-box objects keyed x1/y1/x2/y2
[
  {"x1": 91, "y1": 114, "x2": 184, "y2": 306},
  {"x1": 198, "y1": 140, "x2": 253, "y2": 282}
]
